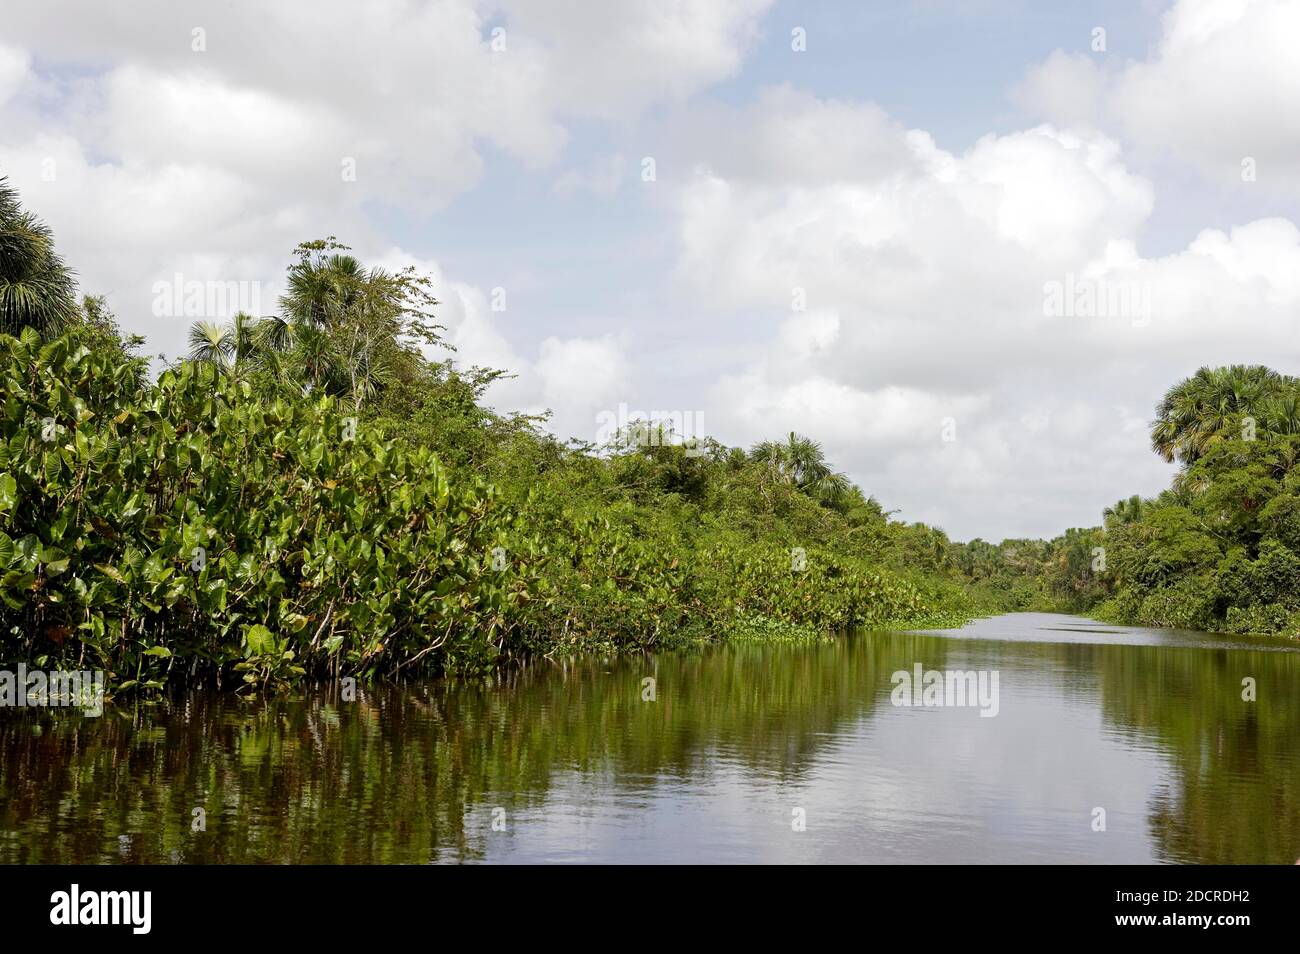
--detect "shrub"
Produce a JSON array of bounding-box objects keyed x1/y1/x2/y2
[
  {"x1": 0, "y1": 331, "x2": 533, "y2": 690},
  {"x1": 1223, "y1": 604, "x2": 1297, "y2": 637}
]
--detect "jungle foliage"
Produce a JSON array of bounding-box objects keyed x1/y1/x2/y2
[{"x1": 0, "y1": 325, "x2": 982, "y2": 693}]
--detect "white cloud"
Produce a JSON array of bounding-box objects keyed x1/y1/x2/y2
[
  {"x1": 0, "y1": 45, "x2": 30, "y2": 108},
  {"x1": 678, "y1": 85, "x2": 912, "y2": 186},
  {"x1": 536, "y1": 335, "x2": 631, "y2": 431},
  {"x1": 507, "y1": 0, "x2": 772, "y2": 120},
  {"x1": 102, "y1": 67, "x2": 351, "y2": 192},
  {"x1": 1, "y1": 0, "x2": 772, "y2": 205},
  {"x1": 674, "y1": 90, "x2": 1300, "y2": 538},
  {"x1": 1011, "y1": 51, "x2": 1109, "y2": 133},
  {"x1": 1019, "y1": 0, "x2": 1300, "y2": 194}
]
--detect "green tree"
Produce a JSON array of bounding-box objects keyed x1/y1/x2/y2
[
  {"x1": 275, "y1": 239, "x2": 442, "y2": 409},
  {"x1": 1103, "y1": 494, "x2": 1146, "y2": 528},
  {"x1": 187, "y1": 241, "x2": 444, "y2": 409},
  {"x1": 0, "y1": 177, "x2": 79, "y2": 336},
  {"x1": 750, "y1": 432, "x2": 851, "y2": 506},
  {"x1": 1151, "y1": 365, "x2": 1296, "y2": 464},
  {"x1": 187, "y1": 312, "x2": 264, "y2": 375}
]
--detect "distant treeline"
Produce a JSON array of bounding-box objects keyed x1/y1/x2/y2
[{"x1": 947, "y1": 365, "x2": 1300, "y2": 637}]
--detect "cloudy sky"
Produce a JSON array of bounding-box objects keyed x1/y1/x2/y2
[{"x1": 2, "y1": 0, "x2": 1298, "y2": 541}]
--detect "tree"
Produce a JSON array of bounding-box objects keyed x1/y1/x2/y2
[
  {"x1": 1103, "y1": 495, "x2": 1146, "y2": 528},
  {"x1": 0, "y1": 177, "x2": 79, "y2": 336},
  {"x1": 272, "y1": 239, "x2": 443, "y2": 409},
  {"x1": 750, "y1": 431, "x2": 851, "y2": 506},
  {"x1": 280, "y1": 249, "x2": 366, "y2": 330},
  {"x1": 1151, "y1": 365, "x2": 1297, "y2": 464},
  {"x1": 71, "y1": 295, "x2": 146, "y2": 384},
  {"x1": 185, "y1": 241, "x2": 444, "y2": 410},
  {"x1": 1261, "y1": 391, "x2": 1300, "y2": 438},
  {"x1": 188, "y1": 320, "x2": 233, "y2": 367},
  {"x1": 187, "y1": 312, "x2": 262, "y2": 373}
]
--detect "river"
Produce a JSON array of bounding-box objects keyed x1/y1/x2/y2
[{"x1": 2, "y1": 612, "x2": 1297, "y2": 863}]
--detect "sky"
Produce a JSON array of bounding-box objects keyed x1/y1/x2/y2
[{"x1": 2, "y1": 0, "x2": 1299, "y2": 541}]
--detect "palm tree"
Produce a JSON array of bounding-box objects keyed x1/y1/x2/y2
[
  {"x1": 1151, "y1": 365, "x2": 1297, "y2": 464},
  {"x1": 752, "y1": 432, "x2": 819, "y2": 484},
  {"x1": 0, "y1": 177, "x2": 79, "y2": 336},
  {"x1": 187, "y1": 320, "x2": 233, "y2": 368},
  {"x1": 188, "y1": 240, "x2": 440, "y2": 409},
  {"x1": 750, "y1": 432, "x2": 852, "y2": 505},
  {"x1": 187, "y1": 312, "x2": 267, "y2": 374},
  {"x1": 801, "y1": 466, "x2": 852, "y2": 505},
  {"x1": 289, "y1": 322, "x2": 337, "y2": 393},
  {"x1": 1103, "y1": 495, "x2": 1145, "y2": 528},
  {"x1": 280, "y1": 252, "x2": 366, "y2": 330},
  {"x1": 1261, "y1": 392, "x2": 1300, "y2": 437},
  {"x1": 273, "y1": 247, "x2": 408, "y2": 407},
  {"x1": 254, "y1": 314, "x2": 294, "y2": 353}
]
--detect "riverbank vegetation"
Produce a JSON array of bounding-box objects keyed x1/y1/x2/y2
[
  {"x1": 0, "y1": 179, "x2": 993, "y2": 694},
  {"x1": 946, "y1": 366, "x2": 1300, "y2": 637}
]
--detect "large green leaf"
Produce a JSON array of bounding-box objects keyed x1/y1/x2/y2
[
  {"x1": 0, "y1": 473, "x2": 16, "y2": 513},
  {"x1": 244, "y1": 624, "x2": 278, "y2": 657}
]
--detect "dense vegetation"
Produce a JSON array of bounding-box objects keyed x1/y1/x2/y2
[{"x1": 0, "y1": 179, "x2": 991, "y2": 695}]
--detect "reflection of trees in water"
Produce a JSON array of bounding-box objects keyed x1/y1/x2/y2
[
  {"x1": 1089, "y1": 642, "x2": 1300, "y2": 864},
  {"x1": 921, "y1": 635, "x2": 1299, "y2": 864},
  {"x1": 6, "y1": 631, "x2": 1289, "y2": 864},
  {"x1": 966, "y1": 636, "x2": 1300, "y2": 864},
  {"x1": 0, "y1": 635, "x2": 955, "y2": 864}
]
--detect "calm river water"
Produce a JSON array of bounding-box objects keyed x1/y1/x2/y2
[{"x1": 2, "y1": 612, "x2": 1297, "y2": 863}]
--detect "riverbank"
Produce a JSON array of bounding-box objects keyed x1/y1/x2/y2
[{"x1": 0, "y1": 325, "x2": 991, "y2": 697}]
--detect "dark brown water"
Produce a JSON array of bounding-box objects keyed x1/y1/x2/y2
[{"x1": 1, "y1": 612, "x2": 1297, "y2": 863}]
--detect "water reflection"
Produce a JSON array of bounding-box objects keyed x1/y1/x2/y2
[{"x1": 1, "y1": 614, "x2": 1297, "y2": 863}]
